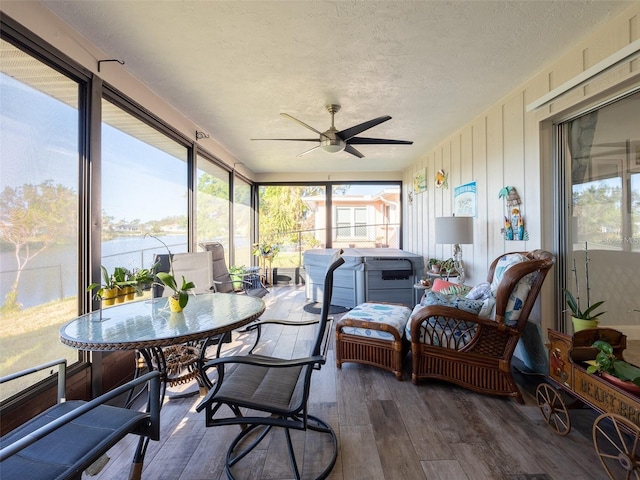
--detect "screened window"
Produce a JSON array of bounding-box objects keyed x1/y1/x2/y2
[
  {"x1": 0, "y1": 39, "x2": 81, "y2": 396},
  {"x1": 196, "y1": 157, "x2": 230, "y2": 263},
  {"x1": 561, "y1": 89, "x2": 640, "y2": 354},
  {"x1": 332, "y1": 183, "x2": 400, "y2": 248},
  {"x1": 233, "y1": 176, "x2": 252, "y2": 267},
  {"x1": 101, "y1": 98, "x2": 189, "y2": 283}
]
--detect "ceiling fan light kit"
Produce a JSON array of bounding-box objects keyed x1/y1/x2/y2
[{"x1": 252, "y1": 104, "x2": 413, "y2": 158}]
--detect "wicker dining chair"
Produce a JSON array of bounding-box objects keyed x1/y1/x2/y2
[
  {"x1": 408, "y1": 250, "x2": 555, "y2": 403},
  {"x1": 196, "y1": 252, "x2": 344, "y2": 480}
]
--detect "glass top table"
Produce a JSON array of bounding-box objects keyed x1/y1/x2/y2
[{"x1": 60, "y1": 293, "x2": 266, "y2": 351}]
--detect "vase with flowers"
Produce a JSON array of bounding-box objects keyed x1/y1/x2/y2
[{"x1": 564, "y1": 242, "x2": 606, "y2": 332}]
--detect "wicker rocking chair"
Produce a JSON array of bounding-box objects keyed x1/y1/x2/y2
[{"x1": 409, "y1": 250, "x2": 555, "y2": 403}]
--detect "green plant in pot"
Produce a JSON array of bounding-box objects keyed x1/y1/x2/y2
[
  {"x1": 132, "y1": 263, "x2": 158, "y2": 296},
  {"x1": 112, "y1": 266, "x2": 136, "y2": 302},
  {"x1": 440, "y1": 257, "x2": 457, "y2": 278},
  {"x1": 587, "y1": 340, "x2": 640, "y2": 392},
  {"x1": 427, "y1": 258, "x2": 442, "y2": 274},
  {"x1": 87, "y1": 265, "x2": 119, "y2": 306},
  {"x1": 564, "y1": 242, "x2": 606, "y2": 332},
  {"x1": 145, "y1": 234, "x2": 195, "y2": 312},
  {"x1": 156, "y1": 271, "x2": 195, "y2": 313},
  {"x1": 229, "y1": 265, "x2": 247, "y2": 291}
]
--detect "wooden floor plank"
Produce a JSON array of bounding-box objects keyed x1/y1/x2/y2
[
  {"x1": 338, "y1": 425, "x2": 386, "y2": 480},
  {"x1": 368, "y1": 399, "x2": 426, "y2": 479},
  {"x1": 421, "y1": 459, "x2": 470, "y2": 480}
]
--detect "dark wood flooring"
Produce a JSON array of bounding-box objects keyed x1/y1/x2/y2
[{"x1": 85, "y1": 285, "x2": 610, "y2": 480}]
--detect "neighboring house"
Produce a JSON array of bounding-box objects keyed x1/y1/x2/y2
[{"x1": 303, "y1": 188, "x2": 400, "y2": 248}]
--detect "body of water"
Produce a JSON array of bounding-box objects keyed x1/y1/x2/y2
[{"x1": 0, "y1": 235, "x2": 187, "y2": 309}]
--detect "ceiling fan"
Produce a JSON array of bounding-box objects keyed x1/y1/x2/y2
[{"x1": 251, "y1": 104, "x2": 413, "y2": 158}]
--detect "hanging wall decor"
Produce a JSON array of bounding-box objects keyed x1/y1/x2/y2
[
  {"x1": 454, "y1": 181, "x2": 477, "y2": 217},
  {"x1": 435, "y1": 169, "x2": 448, "y2": 189},
  {"x1": 498, "y1": 186, "x2": 529, "y2": 241},
  {"x1": 413, "y1": 168, "x2": 428, "y2": 194}
]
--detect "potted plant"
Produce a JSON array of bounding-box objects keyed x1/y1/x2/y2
[
  {"x1": 253, "y1": 241, "x2": 280, "y2": 285},
  {"x1": 229, "y1": 265, "x2": 247, "y2": 291},
  {"x1": 587, "y1": 340, "x2": 640, "y2": 393},
  {"x1": 427, "y1": 258, "x2": 442, "y2": 274},
  {"x1": 156, "y1": 270, "x2": 195, "y2": 313},
  {"x1": 87, "y1": 265, "x2": 119, "y2": 306},
  {"x1": 145, "y1": 234, "x2": 195, "y2": 312},
  {"x1": 112, "y1": 266, "x2": 136, "y2": 302},
  {"x1": 132, "y1": 265, "x2": 157, "y2": 296},
  {"x1": 440, "y1": 258, "x2": 457, "y2": 278},
  {"x1": 564, "y1": 242, "x2": 606, "y2": 332}
]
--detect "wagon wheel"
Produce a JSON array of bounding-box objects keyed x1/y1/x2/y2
[
  {"x1": 593, "y1": 413, "x2": 640, "y2": 480},
  {"x1": 536, "y1": 383, "x2": 571, "y2": 435}
]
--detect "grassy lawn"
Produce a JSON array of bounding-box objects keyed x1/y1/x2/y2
[{"x1": 1, "y1": 297, "x2": 82, "y2": 399}]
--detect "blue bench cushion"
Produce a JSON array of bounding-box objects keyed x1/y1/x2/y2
[
  {"x1": 339, "y1": 302, "x2": 412, "y2": 341},
  {"x1": 0, "y1": 400, "x2": 149, "y2": 480}
]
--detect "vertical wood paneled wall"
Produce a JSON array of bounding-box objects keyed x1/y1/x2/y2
[{"x1": 403, "y1": 4, "x2": 640, "y2": 335}]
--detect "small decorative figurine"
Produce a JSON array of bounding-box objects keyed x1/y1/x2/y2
[{"x1": 499, "y1": 186, "x2": 529, "y2": 241}]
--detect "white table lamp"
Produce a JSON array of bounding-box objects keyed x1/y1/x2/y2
[{"x1": 435, "y1": 216, "x2": 473, "y2": 284}]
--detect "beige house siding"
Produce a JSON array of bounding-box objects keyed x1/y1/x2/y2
[{"x1": 403, "y1": 3, "x2": 640, "y2": 336}]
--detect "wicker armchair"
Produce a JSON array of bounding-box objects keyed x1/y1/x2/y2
[{"x1": 409, "y1": 250, "x2": 555, "y2": 403}]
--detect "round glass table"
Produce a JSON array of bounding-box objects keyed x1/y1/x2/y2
[
  {"x1": 60, "y1": 292, "x2": 266, "y2": 402},
  {"x1": 60, "y1": 292, "x2": 265, "y2": 352}
]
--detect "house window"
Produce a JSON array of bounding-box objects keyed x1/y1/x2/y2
[
  {"x1": 335, "y1": 207, "x2": 368, "y2": 239},
  {"x1": 559, "y1": 89, "x2": 640, "y2": 346},
  {"x1": 0, "y1": 38, "x2": 82, "y2": 396}
]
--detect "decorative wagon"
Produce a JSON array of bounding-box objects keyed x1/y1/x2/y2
[{"x1": 536, "y1": 328, "x2": 640, "y2": 479}]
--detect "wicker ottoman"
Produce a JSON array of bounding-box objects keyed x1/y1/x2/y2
[{"x1": 335, "y1": 302, "x2": 412, "y2": 380}]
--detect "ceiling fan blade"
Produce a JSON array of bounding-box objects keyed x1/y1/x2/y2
[
  {"x1": 296, "y1": 145, "x2": 322, "y2": 157},
  {"x1": 347, "y1": 137, "x2": 413, "y2": 145},
  {"x1": 281, "y1": 113, "x2": 329, "y2": 139},
  {"x1": 344, "y1": 144, "x2": 364, "y2": 158},
  {"x1": 337, "y1": 115, "x2": 391, "y2": 140},
  {"x1": 251, "y1": 138, "x2": 319, "y2": 141}
]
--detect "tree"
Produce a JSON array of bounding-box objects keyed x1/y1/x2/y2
[
  {"x1": 197, "y1": 173, "x2": 230, "y2": 241},
  {"x1": 0, "y1": 180, "x2": 76, "y2": 310},
  {"x1": 258, "y1": 186, "x2": 313, "y2": 244}
]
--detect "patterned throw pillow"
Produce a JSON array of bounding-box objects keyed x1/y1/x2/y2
[
  {"x1": 465, "y1": 282, "x2": 492, "y2": 300},
  {"x1": 406, "y1": 291, "x2": 483, "y2": 349},
  {"x1": 430, "y1": 278, "x2": 471, "y2": 296},
  {"x1": 489, "y1": 253, "x2": 534, "y2": 326}
]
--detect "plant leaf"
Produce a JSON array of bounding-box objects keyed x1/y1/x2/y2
[
  {"x1": 178, "y1": 291, "x2": 189, "y2": 308},
  {"x1": 156, "y1": 272, "x2": 178, "y2": 292}
]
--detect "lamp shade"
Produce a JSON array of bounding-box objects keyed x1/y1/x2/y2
[{"x1": 435, "y1": 216, "x2": 473, "y2": 245}]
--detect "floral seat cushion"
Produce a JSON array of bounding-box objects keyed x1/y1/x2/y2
[
  {"x1": 405, "y1": 291, "x2": 484, "y2": 349},
  {"x1": 339, "y1": 302, "x2": 412, "y2": 341}
]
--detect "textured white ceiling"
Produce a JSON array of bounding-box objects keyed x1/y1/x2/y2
[{"x1": 42, "y1": 0, "x2": 632, "y2": 174}]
